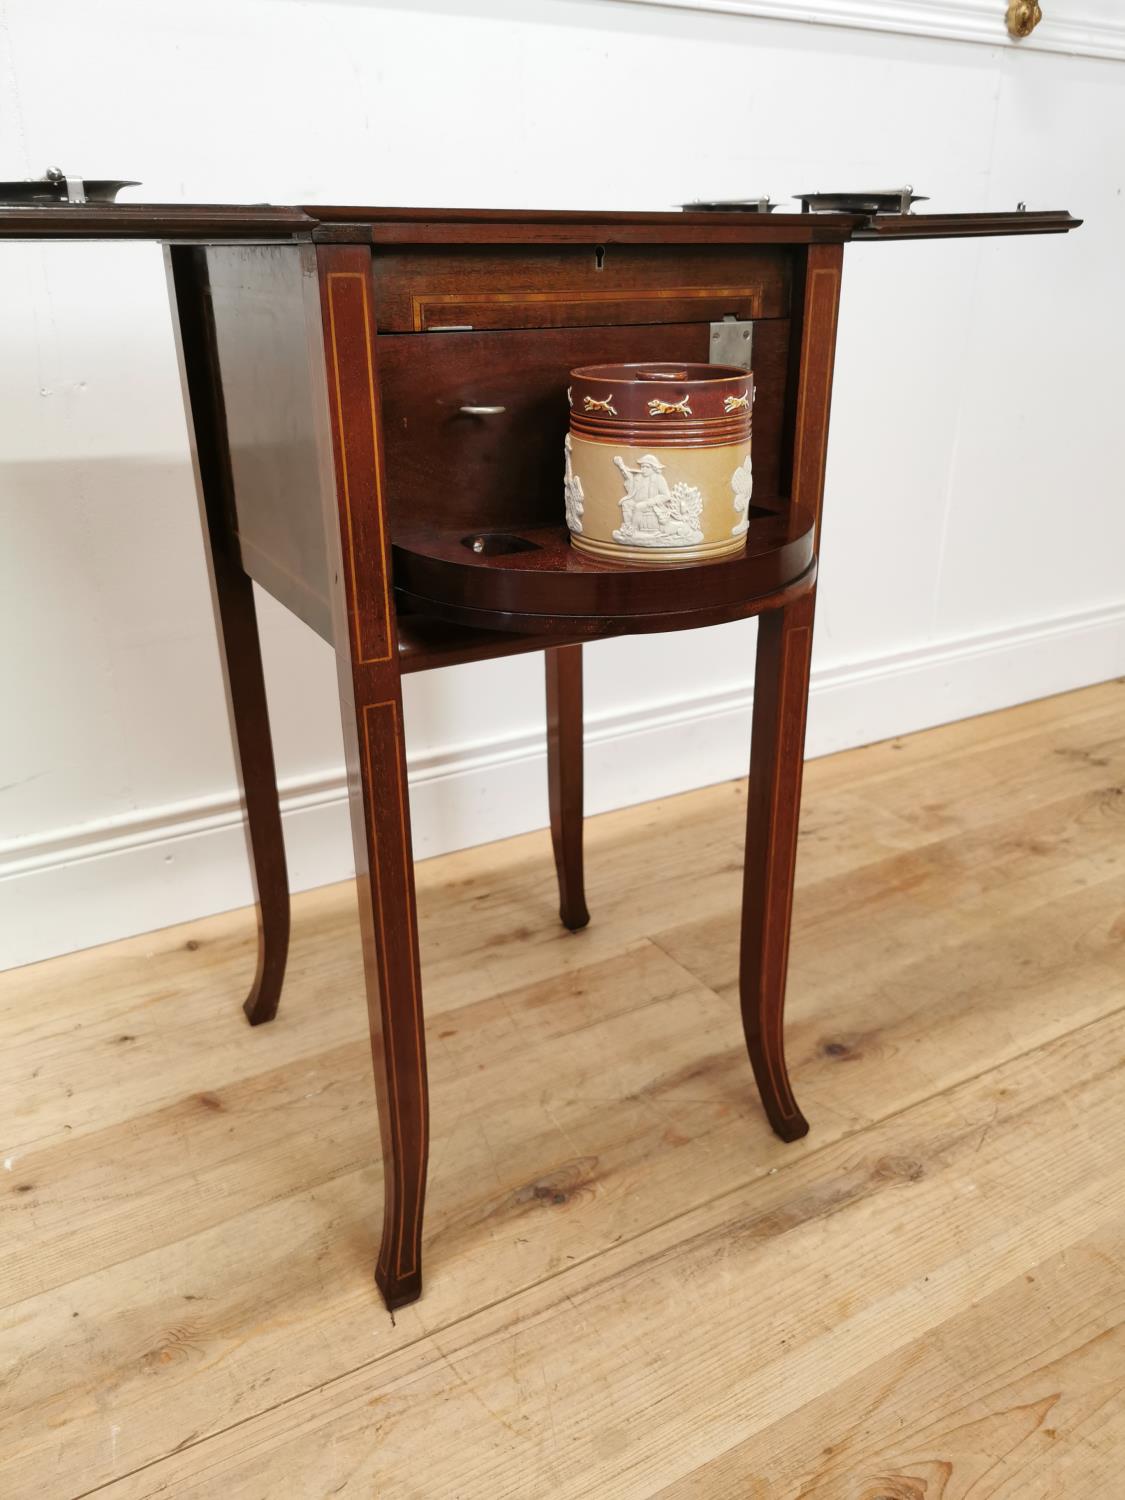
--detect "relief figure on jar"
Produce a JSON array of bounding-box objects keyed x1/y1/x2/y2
[
  {"x1": 563, "y1": 433, "x2": 585, "y2": 534},
  {"x1": 613, "y1": 454, "x2": 703, "y2": 547},
  {"x1": 730, "y1": 453, "x2": 753, "y2": 536}
]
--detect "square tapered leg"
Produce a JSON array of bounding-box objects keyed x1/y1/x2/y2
[{"x1": 316, "y1": 245, "x2": 430, "y2": 1310}]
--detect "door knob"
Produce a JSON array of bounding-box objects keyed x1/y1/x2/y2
[{"x1": 1006, "y1": 0, "x2": 1042, "y2": 37}]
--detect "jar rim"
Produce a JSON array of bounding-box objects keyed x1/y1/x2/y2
[{"x1": 571, "y1": 361, "x2": 750, "y2": 386}]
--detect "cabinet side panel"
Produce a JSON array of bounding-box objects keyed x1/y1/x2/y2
[{"x1": 205, "y1": 244, "x2": 333, "y2": 640}]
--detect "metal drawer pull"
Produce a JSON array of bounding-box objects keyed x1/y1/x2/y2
[{"x1": 459, "y1": 404, "x2": 506, "y2": 415}]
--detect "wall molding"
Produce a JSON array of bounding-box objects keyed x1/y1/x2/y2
[
  {"x1": 4, "y1": 597, "x2": 1124, "y2": 969},
  {"x1": 612, "y1": 0, "x2": 1125, "y2": 62}
]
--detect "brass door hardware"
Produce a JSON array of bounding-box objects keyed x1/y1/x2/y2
[{"x1": 1007, "y1": 1, "x2": 1042, "y2": 37}]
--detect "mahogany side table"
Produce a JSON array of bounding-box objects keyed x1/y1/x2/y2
[{"x1": 1, "y1": 200, "x2": 1079, "y2": 1309}]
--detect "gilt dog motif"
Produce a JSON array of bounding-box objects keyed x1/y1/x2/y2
[
  {"x1": 723, "y1": 391, "x2": 750, "y2": 414},
  {"x1": 647, "y1": 394, "x2": 693, "y2": 418},
  {"x1": 583, "y1": 394, "x2": 617, "y2": 415}
]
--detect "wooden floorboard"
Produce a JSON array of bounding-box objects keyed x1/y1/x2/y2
[{"x1": 2, "y1": 681, "x2": 1124, "y2": 1497}]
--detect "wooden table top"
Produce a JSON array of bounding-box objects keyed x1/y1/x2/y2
[{"x1": 0, "y1": 202, "x2": 1081, "y2": 244}]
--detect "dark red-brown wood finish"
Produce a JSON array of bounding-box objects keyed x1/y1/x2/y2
[
  {"x1": 4, "y1": 199, "x2": 1080, "y2": 1312},
  {"x1": 166, "y1": 247, "x2": 291, "y2": 1029},
  {"x1": 545, "y1": 646, "x2": 590, "y2": 933},
  {"x1": 741, "y1": 586, "x2": 818, "y2": 1140},
  {"x1": 314, "y1": 245, "x2": 430, "y2": 1310}
]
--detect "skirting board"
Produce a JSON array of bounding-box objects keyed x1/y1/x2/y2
[
  {"x1": 612, "y1": 0, "x2": 1125, "y2": 63},
  {"x1": 3, "y1": 598, "x2": 1124, "y2": 969}
]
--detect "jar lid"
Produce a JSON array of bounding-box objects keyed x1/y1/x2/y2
[{"x1": 569, "y1": 361, "x2": 753, "y2": 428}]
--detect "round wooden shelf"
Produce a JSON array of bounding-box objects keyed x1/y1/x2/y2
[{"x1": 391, "y1": 510, "x2": 815, "y2": 636}]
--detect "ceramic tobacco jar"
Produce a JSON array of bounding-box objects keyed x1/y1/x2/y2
[{"x1": 565, "y1": 361, "x2": 754, "y2": 564}]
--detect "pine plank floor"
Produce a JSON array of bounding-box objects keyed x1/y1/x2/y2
[{"x1": 3, "y1": 680, "x2": 1125, "y2": 1498}]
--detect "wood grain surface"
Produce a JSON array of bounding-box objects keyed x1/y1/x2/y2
[{"x1": 2, "y1": 681, "x2": 1124, "y2": 1497}]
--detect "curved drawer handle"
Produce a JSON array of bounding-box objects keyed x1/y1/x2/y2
[{"x1": 458, "y1": 404, "x2": 506, "y2": 416}]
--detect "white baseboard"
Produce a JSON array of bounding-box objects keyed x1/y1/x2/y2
[
  {"x1": 3, "y1": 599, "x2": 1124, "y2": 969},
  {"x1": 613, "y1": 0, "x2": 1125, "y2": 63}
]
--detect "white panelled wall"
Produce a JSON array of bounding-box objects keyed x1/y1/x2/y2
[{"x1": 1, "y1": 0, "x2": 1122, "y2": 966}]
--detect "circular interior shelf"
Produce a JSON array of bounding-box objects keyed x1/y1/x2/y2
[{"x1": 392, "y1": 510, "x2": 815, "y2": 636}]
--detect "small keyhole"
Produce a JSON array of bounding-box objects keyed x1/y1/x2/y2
[{"x1": 594, "y1": 244, "x2": 606, "y2": 271}]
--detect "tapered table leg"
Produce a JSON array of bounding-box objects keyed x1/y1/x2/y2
[
  {"x1": 166, "y1": 245, "x2": 290, "y2": 1027},
  {"x1": 215, "y1": 567, "x2": 290, "y2": 1027},
  {"x1": 739, "y1": 586, "x2": 817, "y2": 1142},
  {"x1": 343, "y1": 689, "x2": 428, "y2": 1309},
  {"x1": 738, "y1": 238, "x2": 842, "y2": 1140},
  {"x1": 314, "y1": 246, "x2": 429, "y2": 1309},
  {"x1": 545, "y1": 645, "x2": 590, "y2": 931}
]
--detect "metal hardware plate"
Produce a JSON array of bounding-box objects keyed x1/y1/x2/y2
[{"x1": 710, "y1": 316, "x2": 754, "y2": 370}]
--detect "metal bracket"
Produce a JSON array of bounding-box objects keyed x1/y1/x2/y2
[
  {"x1": 45, "y1": 166, "x2": 87, "y2": 204},
  {"x1": 710, "y1": 316, "x2": 754, "y2": 371}
]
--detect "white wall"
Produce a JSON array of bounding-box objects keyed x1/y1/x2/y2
[{"x1": 1, "y1": 0, "x2": 1122, "y2": 967}]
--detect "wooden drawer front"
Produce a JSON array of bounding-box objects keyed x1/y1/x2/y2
[
  {"x1": 377, "y1": 320, "x2": 789, "y2": 535},
  {"x1": 372, "y1": 245, "x2": 790, "y2": 332}
]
